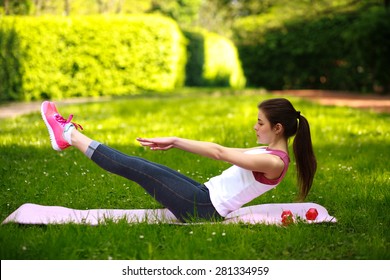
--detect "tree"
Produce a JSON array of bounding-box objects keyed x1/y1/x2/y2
[
  {"x1": 3, "y1": 0, "x2": 9, "y2": 14},
  {"x1": 1, "y1": 0, "x2": 34, "y2": 15},
  {"x1": 64, "y1": 0, "x2": 69, "y2": 15},
  {"x1": 148, "y1": 0, "x2": 202, "y2": 27}
]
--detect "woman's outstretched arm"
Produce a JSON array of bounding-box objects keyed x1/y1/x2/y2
[{"x1": 137, "y1": 137, "x2": 283, "y2": 179}]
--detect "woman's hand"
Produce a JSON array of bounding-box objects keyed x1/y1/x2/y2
[{"x1": 136, "y1": 137, "x2": 177, "y2": 151}]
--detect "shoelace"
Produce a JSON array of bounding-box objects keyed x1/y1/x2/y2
[{"x1": 55, "y1": 114, "x2": 83, "y2": 130}]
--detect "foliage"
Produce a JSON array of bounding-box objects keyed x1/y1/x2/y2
[
  {"x1": 0, "y1": 15, "x2": 187, "y2": 101},
  {"x1": 0, "y1": 14, "x2": 249, "y2": 102},
  {"x1": 197, "y1": 0, "x2": 384, "y2": 37},
  {"x1": 0, "y1": 0, "x2": 34, "y2": 15},
  {"x1": 0, "y1": 90, "x2": 389, "y2": 259},
  {"x1": 233, "y1": 6, "x2": 390, "y2": 93},
  {"x1": 1, "y1": 1, "x2": 388, "y2": 98},
  {"x1": 0, "y1": 21, "x2": 24, "y2": 102},
  {"x1": 343, "y1": 7, "x2": 390, "y2": 92},
  {"x1": 184, "y1": 28, "x2": 246, "y2": 88},
  {"x1": 0, "y1": 0, "x2": 153, "y2": 15},
  {"x1": 0, "y1": 0, "x2": 200, "y2": 21},
  {"x1": 149, "y1": 0, "x2": 202, "y2": 28}
]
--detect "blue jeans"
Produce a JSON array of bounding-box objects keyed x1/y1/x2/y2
[{"x1": 87, "y1": 141, "x2": 222, "y2": 222}]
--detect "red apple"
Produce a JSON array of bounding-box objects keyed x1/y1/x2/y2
[
  {"x1": 281, "y1": 210, "x2": 294, "y2": 226},
  {"x1": 281, "y1": 210, "x2": 292, "y2": 218},
  {"x1": 305, "y1": 208, "x2": 319, "y2": 220},
  {"x1": 281, "y1": 214, "x2": 294, "y2": 226}
]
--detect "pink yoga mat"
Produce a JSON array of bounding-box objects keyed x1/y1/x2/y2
[{"x1": 2, "y1": 202, "x2": 336, "y2": 225}]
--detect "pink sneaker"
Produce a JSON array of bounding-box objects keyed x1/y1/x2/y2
[{"x1": 41, "y1": 101, "x2": 83, "y2": 151}]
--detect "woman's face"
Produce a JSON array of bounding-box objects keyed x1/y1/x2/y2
[{"x1": 254, "y1": 109, "x2": 274, "y2": 144}]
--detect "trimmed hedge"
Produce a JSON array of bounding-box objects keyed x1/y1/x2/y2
[
  {"x1": 0, "y1": 15, "x2": 187, "y2": 101},
  {"x1": 0, "y1": 15, "x2": 246, "y2": 102},
  {"x1": 233, "y1": 7, "x2": 390, "y2": 94},
  {"x1": 0, "y1": 23, "x2": 24, "y2": 101},
  {"x1": 184, "y1": 28, "x2": 246, "y2": 89}
]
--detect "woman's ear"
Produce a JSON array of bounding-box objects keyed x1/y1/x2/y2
[{"x1": 274, "y1": 123, "x2": 284, "y2": 135}]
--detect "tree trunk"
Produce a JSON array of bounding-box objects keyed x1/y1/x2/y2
[
  {"x1": 34, "y1": 0, "x2": 42, "y2": 15},
  {"x1": 116, "y1": 0, "x2": 124, "y2": 14},
  {"x1": 4, "y1": 0, "x2": 9, "y2": 15},
  {"x1": 64, "y1": 0, "x2": 70, "y2": 16}
]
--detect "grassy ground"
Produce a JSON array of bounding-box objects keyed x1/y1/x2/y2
[{"x1": 0, "y1": 90, "x2": 389, "y2": 260}]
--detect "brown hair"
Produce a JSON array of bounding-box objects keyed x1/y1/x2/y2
[{"x1": 258, "y1": 98, "x2": 317, "y2": 200}]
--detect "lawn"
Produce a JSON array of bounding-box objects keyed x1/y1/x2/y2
[{"x1": 0, "y1": 90, "x2": 389, "y2": 260}]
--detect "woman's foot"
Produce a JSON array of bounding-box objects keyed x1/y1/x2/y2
[{"x1": 41, "y1": 101, "x2": 83, "y2": 151}]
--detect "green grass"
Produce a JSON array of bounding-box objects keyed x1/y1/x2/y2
[{"x1": 0, "y1": 89, "x2": 389, "y2": 260}]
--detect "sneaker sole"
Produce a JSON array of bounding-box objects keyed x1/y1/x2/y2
[{"x1": 40, "y1": 103, "x2": 61, "y2": 151}]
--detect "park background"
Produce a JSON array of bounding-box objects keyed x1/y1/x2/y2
[{"x1": 0, "y1": 0, "x2": 389, "y2": 260}]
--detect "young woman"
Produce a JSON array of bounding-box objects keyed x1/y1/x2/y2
[{"x1": 41, "y1": 98, "x2": 317, "y2": 222}]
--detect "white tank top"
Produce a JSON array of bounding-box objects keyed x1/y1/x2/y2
[{"x1": 204, "y1": 147, "x2": 290, "y2": 217}]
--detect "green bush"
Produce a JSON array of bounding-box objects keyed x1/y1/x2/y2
[
  {"x1": 184, "y1": 28, "x2": 246, "y2": 89},
  {"x1": 0, "y1": 15, "x2": 187, "y2": 101},
  {"x1": 343, "y1": 7, "x2": 390, "y2": 93},
  {"x1": 233, "y1": 6, "x2": 390, "y2": 93},
  {"x1": 0, "y1": 21, "x2": 24, "y2": 102}
]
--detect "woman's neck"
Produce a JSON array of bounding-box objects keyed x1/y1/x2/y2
[{"x1": 267, "y1": 138, "x2": 288, "y2": 153}]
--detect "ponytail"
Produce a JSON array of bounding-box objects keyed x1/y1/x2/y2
[
  {"x1": 293, "y1": 114, "x2": 317, "y2": 201},
  {"x1": 258, "y1": 98, "x2": 317, "y2": 201}
]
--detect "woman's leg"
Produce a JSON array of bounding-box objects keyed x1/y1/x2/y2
[
  {"x1": 41, "y1": 101, "x2": 221, "y2": 222},
  {"x1": 85, "y1": 140, "x2": 221, "y2": 222},
  {"x1": 71, "y1": 129, "x2": 93, "y2": 154},
  {"x1": 73, "y1": 129, "x2": 201, "y2": 187}
]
